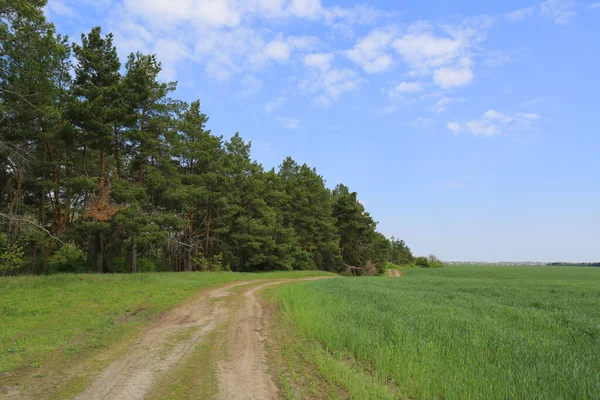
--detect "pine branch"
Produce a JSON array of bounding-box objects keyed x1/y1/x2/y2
[{"x1": 0, "y1": 212, "x2": 65, "y2": 245}]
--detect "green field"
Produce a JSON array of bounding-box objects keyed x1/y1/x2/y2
[
  {"x1": 271, "y1": 265, "x2": 600, "y2": 399},
  {"x1": 0, "y1": 270, "x2": 333, "y2": 375}
]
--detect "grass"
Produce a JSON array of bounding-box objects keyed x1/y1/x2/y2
[
  {"x1": 271, "y1": 265, "x2": 600, "y2": 399},
  {"x1": 0, "y1": 270, "x2": 334, "y2": 377}
]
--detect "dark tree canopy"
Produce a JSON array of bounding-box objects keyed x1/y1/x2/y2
[{"x1": 0, "y1": 1, "x2": 414, "y2": 275}]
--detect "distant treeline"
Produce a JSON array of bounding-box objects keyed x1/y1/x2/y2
[
  {"x1": 0, "y1": 1, "x2": 416, "y2": 275},
  {"x1": 547, "y1": 263, "x2": 600, "y2": 267}
]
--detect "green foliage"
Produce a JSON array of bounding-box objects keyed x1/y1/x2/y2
[
  {"x1": 278, "y1": 158, "x2": 342, "y2": 271},
  {"x1": 48, "y1": 243, "x2": 85, "y2": 273},
  {"x1": 388, "y1": 236, "x2": 414, "y2": 265},
  {"x1": 273, "y1": 265, "x2": 600, "y2": 399},
  {"x1": 427, "y1": 254, "x2": 444, "y2": 268},
  {"x1": 415, "y1": 256, "x2": 429, "y2": 268},
  {"x1": 0, "y1": 240, "x2": 25, "y2": 272},
  {"x1": 191, "y1": 252, "x2": 228, "y2": 272},
  {"x1": 332, "y1": 184, "x2": 387, "y2": 274},
  {"x1": 0, "y1": 3, "x2": 405, "y2": 275}
]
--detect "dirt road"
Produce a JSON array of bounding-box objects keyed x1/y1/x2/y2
[
  {"x1": 387, "y1": 269, "x2": 404, "y2": 277},
  {"x1": 70, "y1": 277, "x2": 330, "y2": 400}
]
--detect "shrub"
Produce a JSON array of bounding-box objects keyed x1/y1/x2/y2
[
  {"x1": 191, "y1": 252, "x2": 228, "y2": 272},
  {"x1": 428, "y1": 254, "x2": 444, "y2": 268},
  {"x1": 415, "y1": 256, "x2": 429, "y2": 268},
  {"x1": 48, "y1": 243, "x2": 86, "y2": 273},
  {"x1": 0, "y1": 236, "x2": 25, "y2": 273}
]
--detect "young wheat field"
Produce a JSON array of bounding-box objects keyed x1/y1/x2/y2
[{"x1": 271, "y1": 265, "x2": 600, "y2": 399}]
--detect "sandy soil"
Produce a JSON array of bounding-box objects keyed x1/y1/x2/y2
[
  {"x1": 66, "y1": 276, "x2": 331, "y2": 400},
  {"x1": 73, "y1": 280, "x2": 259, "y2": 400},
  {"x1": 217, "y1": 277, "x2": 333, "y2": 400},
  {"x1": 387, "y1": 269, "x2": 404, "y2": 277}
]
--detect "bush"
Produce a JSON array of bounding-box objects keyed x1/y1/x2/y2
[
  {"x1": 0, "y1": 236, "x2": 25, "y2": 273},
  {"x1": 428, "y1": 254, "x2": 444, "y2": 268},
  {"x1": 48, "y1": 243, "x2": 87, "y2": 273},
  {"x1": 191, "y1": 252, "x2": 228, "y2": 272},
  {"x1": 415, "y1": 256, "x2": 429, "y2": 268}
]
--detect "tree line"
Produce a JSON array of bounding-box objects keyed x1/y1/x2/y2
[{"x1": 0, "y1": 1, "x2": 416, "y2": 275}]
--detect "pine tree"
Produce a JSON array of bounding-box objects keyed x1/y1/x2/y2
[
  {"x1": 69, "y1": 27, "x2": 121, "y2": 272},
  {"x1": 170, "y1": 100, "x2": 224, "y2": 271},
  {"x1": 221, "y1": 134, "x2": 301, "y2": 271},
  {"x1": 0, "y1": 2, "x2": 409, "y2": 275},
  {"x1": 278, "y1": 157, "x2": 341, "y2": 270},
  {"x1": 332, "y1": 184, "x2": 381, "y2": 273}
]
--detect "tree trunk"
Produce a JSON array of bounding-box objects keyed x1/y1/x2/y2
[
  {"x1": 82, "y1": 145, "x2": 89, "y2": 178},
  {"x1": 64, "y1": 144, "x2": 72, "y2": 229},
  {"x1": 184, "y1": 209, "x2": 193, "y2": 271},
  {"x1": 99, "y1": 149, "x2": 105, "y2": 187},
  {"x1": 138, "y1": 109, "x2": 146, "y2": 186},
  {"x1": 46, "y1": 142, "x2": 62, "y2": 234},
  {"x1": 114, "y1": 127, "x2": 121, "y2": 179},
  {"x1": 131, "y1": 237, "x2": 137, "y2": 273},
  {"x1": 138, "y1": 160, "x2": 143, "y2": 187},
  {"x1": 184, "y1": 254, "x2": 192, "y2": 272},
  {"x1": 95, "y1": 232, "x2": 103, "y2": 273},
  {"x1": 205, "y1": 203, "x2": 212, "y2": 256},
  {"x1": 31, "y1": 245, "x2": 38, "y2": 274},
  {"x1": 105, "y1": 239, "x2": 112, "y2": 273},
  {"x1": 43, "y1": 242, "x2": 51, "y2": 274}
]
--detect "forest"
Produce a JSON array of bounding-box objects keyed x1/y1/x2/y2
[{"x1": 0, "y1": 1, "x2": 415, "y2": 275}]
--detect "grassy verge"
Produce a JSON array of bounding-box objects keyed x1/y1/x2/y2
[
  {"x1": 0, "y1": 270, "x2": 333, "y2": 380},
  {"x1": 270, "y1": 265, "x2": 600, "y2": 399}
]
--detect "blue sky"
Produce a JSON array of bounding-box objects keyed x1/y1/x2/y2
[{"x1": 44, "y1": 0, "x2": 600, "y2": 262}]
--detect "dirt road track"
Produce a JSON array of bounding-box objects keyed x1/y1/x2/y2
[
  {"x1": 71, "y1": 277, "x2": 332, "y2": 400},
  {"x1": 387, "y1": 269, "x2": 404, "y2": 277}
]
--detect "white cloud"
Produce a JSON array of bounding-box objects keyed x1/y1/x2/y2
[
  {"x1": 433, "y1": 66, "x2": 473, "y2": 89},
  {"x1": 188, "y1": 28, "x2": 315, "y2": 80},
  {"x1": 448, "y1": 109, "x2": 542, "y2": 136},
  {"x1": 447, "y1": 122, "x2": 462, "y2": 133},
  {"x1": 264, "y1": 40, "x2": 291, "y2": 62},
  {"x1": 391, "y1": 20, "x2": 489, "y2": 90},
  {"x1": 277, "y1": 116, "x2": 300, "y2": 129},
  {"x1": 46, "y1": 0, "x2": 78, "y2": 18},
  {"x1": 505, "y1": 7, "x2": 535, "y2": 23},
  {"x1": 388, "y1": 81, "x2": 423, "y2": 96},
  {"x1": 590, "y1": 2, "x2": 600, "y2": 9},
  {"x1": 346, "y1": 28, "x2": 395, "y2": 73},
  {"x1": 107, "y1": 0, "x2": 385, "y2": 88},
  {"x1": 300, "y1": 67, "x2": 361, "y2": 106},
  {"x1": 541, "y1": 0, "x2": 576, "y2": 25},
  {"x1": 287, "y1": 36, "x2": 320, "y2": 50},
  {"x1": 433, "y1": 95, "x2": 454, "y2": 113},
  {"x1": 123, "y1": 0, "x2": 241, "y2": 29},
  {"x1": 324, "y1": 5, "x2": 400, "y2": 26},
  {"x1": 304, "y1": 53, "x2": 334, "y2": 70},
  {"x1": 301, "y1": 52, "x2": 361, "y2": 105},
  {"x1": 483, "y1": 109, "x2": 513, "y2": 123},
  {"x1": 288, "y1": 0, "x2": 323, "y2": 19},
  {"x1": 465, "y1": 119, "x2": 499, "y2": 136},
  {"x1": 393, "y1": 32, "x2": 463, "y2": 73},
  {"x1": 265, "y1": 97, "x2": 287, "y2": 113}
]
